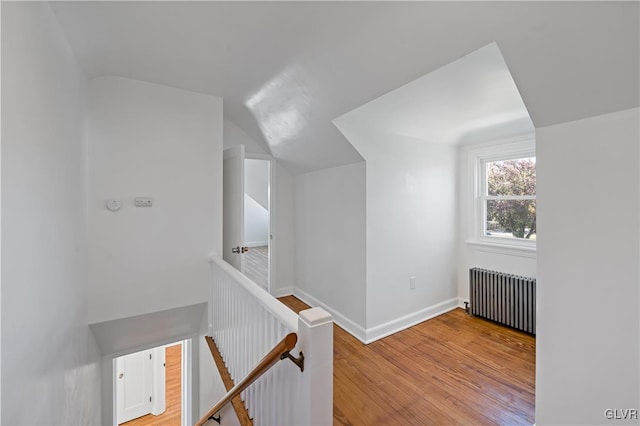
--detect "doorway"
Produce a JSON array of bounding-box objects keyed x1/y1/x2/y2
[
  {"x1": 115, "y1": 341, "x2": 187, "y2": 426},
  {"x1": 243, "y1": 157, "x2": 271, "y2": 290},
  {"x1": 223, "y1": 145, "x2": 274, "y2": 292}
]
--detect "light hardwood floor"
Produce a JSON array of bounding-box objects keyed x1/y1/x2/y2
[
  {"x1": 243, "y1": 245, "x2": 268, "y2": 289},
  {"x1": 121, "y1": 344, "x2": 182, "y2": 426},
  {"x1": 278, "y1": 296, "x2": 535, "y2": 426}
]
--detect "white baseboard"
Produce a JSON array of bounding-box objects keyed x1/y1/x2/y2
[
  {"x1": 292, "y1": 288, "x2": 367, "y2": 343},
  {"x1": 244, "y1": 241, "x2": 269, "y2": 248},
  {"x1": 280, "y1": 288, "x2": 463, "y2": 345},
  {"x1": 364, "y1": 297, "x2": 460, "y2": 344},
  {"x1": 271, "y1": 286, "x2": 294, "y2": 298}
]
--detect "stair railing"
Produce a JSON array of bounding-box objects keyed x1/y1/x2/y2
[
  {"x1": 206, "y1": 255, "x2": 333, "y2": 426},
  {"x1": 196, "y1": 333, "x2": 301, "y2": 426}
]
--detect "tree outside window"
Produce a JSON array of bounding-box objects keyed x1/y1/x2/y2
[{"x1": 484, "y1": 157, "x2": 536, "y2": 240}]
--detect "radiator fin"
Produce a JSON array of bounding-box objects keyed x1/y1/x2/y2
[{"x1": 469, "y1": 268, "x2": 536, "y2": 335}]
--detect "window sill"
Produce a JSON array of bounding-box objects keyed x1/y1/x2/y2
[{"x1": 465, "y1": 240, "x2": 536, "y2": 258}]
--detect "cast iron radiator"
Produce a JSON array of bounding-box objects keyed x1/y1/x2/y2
[{"x1": 469, "y1": 268, "x2": 536, "y2": 335}]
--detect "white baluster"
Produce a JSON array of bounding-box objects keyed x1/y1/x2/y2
[
  {"x1": 247, "y1": 381, "x2": 254, "y2": 421},
  {"x1": 256, "y1": 377, "x2": 264, "y2": 426},
  {"x1": 233, "y1": 284, "x2": 239, "y2": 376},
  {"x1": 209, "y1": 257, "x2": 333, "y2": 426},
  {"x1": 241, "y1": 300, "x2": 246, "y2": 378},
  {"x1": 267, "y1": 367, "x2": 274, "y2": 425},
  {"x1": 277, "y1": 361, "x2": 284, "y2": 426}
]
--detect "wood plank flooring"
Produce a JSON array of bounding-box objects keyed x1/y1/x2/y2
[
  {"x1": 278, "y1": 296, "x2": 535, "y2": 426},
  {"x1": 121, "y1": 343, "x2": 182, "y2": 426},
  {"x1": 243, "y1": 246, "x2": 268, "y2": 290}
]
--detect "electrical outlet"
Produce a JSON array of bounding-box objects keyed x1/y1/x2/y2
[
  {"x1": 134, "y1": 197, "x2": 153, "y2": 207},
  {"x1": 409, "y1": 276, "x2": 416, "y2": 290}
]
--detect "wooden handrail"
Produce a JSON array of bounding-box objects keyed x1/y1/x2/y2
[
  {"x1": 205, "y1": 336, "x2": 253, "y2": 425},
  {"x1": 196, "y1": 333, "x2": 299, "y2": 426}
]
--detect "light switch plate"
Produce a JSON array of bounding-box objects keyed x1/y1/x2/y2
[{"x1": 134, "y1": 197, "x2": 153, "y2": 207}]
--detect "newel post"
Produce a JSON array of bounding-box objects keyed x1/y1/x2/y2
[{"x1": 296, "y1": 307, "x2": 333, "y2": 425}]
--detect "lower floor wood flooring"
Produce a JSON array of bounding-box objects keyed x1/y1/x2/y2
[{"x1": 278, "y1": 296, "x2": 535, "y2": 426}]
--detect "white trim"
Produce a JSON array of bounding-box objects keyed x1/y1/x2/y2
[
  {"x1": 268, "y1": 158, "x2": 276, "y2": 296},
  {"x1": 223, "y1": 144, "x2": 244, "y2": 160},
  {"x1": 181, "y1": 339, "x2": 191, "y2": 426},
  {"x1": 292, "y1": 288, "x2": 367, "y2": 343},
  {"x1": 364, "y1": 297, "x2": 460, "y2": 344},
  {"x1": 290, "y1": 290, "x2": 462, "y2": 345},
  {"x1": 466, "y1": 240, "x2": 537, "y2": 258},
  {"x1": 466, "y1": 136, "x2": 537, "y2": 251},
  {"x1": 245, "y1": 152, "x2": 273, "y2": 161},
  {"x1": 484, "y1": 195, "x2": 535, "y2": 201},
  {"x1": 110, "y1": 357, "x2": 117, "y2": 426},
  {"x1": 469, "y1": 139, "x2": 535, "y2": 162}
]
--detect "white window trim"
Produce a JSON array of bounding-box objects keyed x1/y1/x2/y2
[{"x1": 465, "y1": 136, "x2": 536, "y2": 257}]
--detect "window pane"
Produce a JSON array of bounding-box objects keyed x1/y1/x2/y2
[
  {"x1": 486, "y1": 199, "x2": 536, "y2": 239},
  {"x1": 487, "y1": 157, "x2": 536, "y2": 196}
]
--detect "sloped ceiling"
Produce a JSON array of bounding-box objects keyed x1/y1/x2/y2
[
  {"x1": 50, "y1": 1, "x2": 639, "y2": 174},
  {"x1": 334, "y1": 42, "x2": 535, "y2": 149}
]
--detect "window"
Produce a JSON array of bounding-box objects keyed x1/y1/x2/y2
[
  {"x1": 467, "y1": 139, "x2": 536, "y2": 253},
  {"x1": 482, "y1": 157, "x2": 536, "y2": 240}
]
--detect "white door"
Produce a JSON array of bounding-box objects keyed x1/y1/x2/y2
[
  {"x1": 116, "y1": 349, "x2": 154, "y2": 424},
  {"x1": 150, "y1": 347, "x2": 166, "y2": 416},
  {"x1": 223, "y1": 145, "x2": 245, "y2": 271}
]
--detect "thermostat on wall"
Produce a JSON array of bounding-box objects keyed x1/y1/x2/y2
[
  {"x1": 106, "y1": 199, "x2": 122, "y2": 212},
  {"x1": 134, "y1": 197, "x2": 153, "y2": 207}
]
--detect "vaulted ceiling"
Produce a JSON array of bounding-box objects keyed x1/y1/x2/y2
[{"x1": 50, "y1": 1, "x2": 639, "y2": 174}]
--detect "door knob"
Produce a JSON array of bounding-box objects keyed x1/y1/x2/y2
[
  {"x1": 231, "y1": 246, "x2": 240, "y2": 254},
  {"x1": 118, "y1": 373, "x2": 124, "y2": 379},
  {"x1": 241, "y1": 246, "x2": 249, "y2": 253}
]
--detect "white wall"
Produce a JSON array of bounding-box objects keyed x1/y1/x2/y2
[
  {"x1": 244, "y1": 194, "x2": 269, "y2": 246},
  {"x1": 536, "y1": 108, "x2": 639, "y2": 425},
  {"x1": 320, "y1": 122, "x2": 459, "y2": 342},
  {"x1": 294, "y1": 162, "x2": 367, "y2": 337},
  {"x1": 87, "y1": 76, "x2": 223, "y2": 323},
  {"x1": 223, "y1": 119, "x2": 268, "y2": 155},
  {"x1": 274, "y1": 164, "x2": 296, "y2": 295},
  {"x1": 245, "y1": 159, "x2": 269, "y2": 209},
  {"x1": 358, "y1": 131, "x2": 458, "y2": 341},
  {"x1": 244, "y1": 159, "x2": 269, "y2": 246},
  {"x1": 456, "y1": 138, "x2": 537, "y2": 302},
  {"x1": 1, "y1": 3, "x2": 101, "y2": 424}
]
